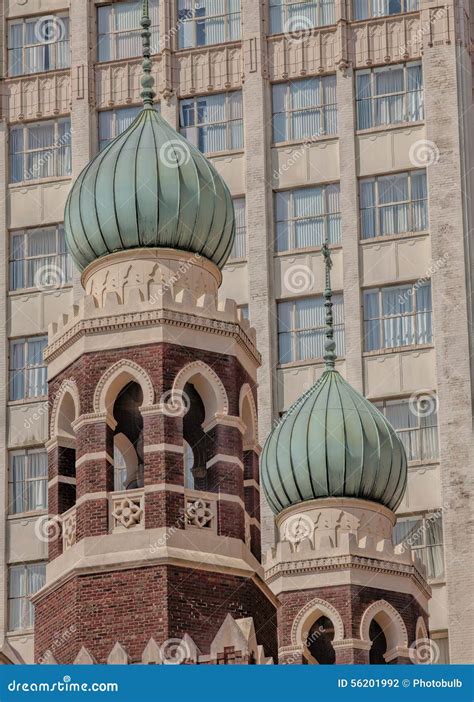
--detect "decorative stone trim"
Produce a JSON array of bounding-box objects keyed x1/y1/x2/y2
[
  {"x1": 93, "y1": 359, "x2": 155, "y2": 413},
  {"x1": 291, "y1": 596, "x2": 344, "y2": 646},
  {"x1": 332, "y1": 639, "x2": 372, "y2": 651},
  {"x1": 50, "y1": 379, "x2": 80, "y2": 437},
  {"x1": 75, "y1": 452, "x2": 113, "y2": 468},
  {"x1": 360, "y1": 599, "x2": 409, "y2": 650},
  {"x1": 72, "y1": 412, "x2": 117, "y2": 432},
  {"x1": 203, "y1": 414, "x2": 246, "y2": 433},
  {"x1": 62, "y1": 506, "x2": 77, "y2": 551},
  {"x1": 244, "y1": 479, "x2": 260, "y2": 491},
  {"x1": 143, "y1": 443, "x2": 184, "y2": 454},
  {"x1": 48, "y1": 475, "x2": 77, "y2": 488},
  {"x1": 239, "y1": 383, "x2": 259, "y2": 447},
  {"x1": 206, "y1": 454, "x2": 244, "y2": 470},
  {"x1": 385, "y1": 646, "x2": 411, "y2": 663},
  {"x1": 109, "y1": 489, "x2": 145, "y2": 532},
  {"x1": 45, "y1": 436, "x2": 77, "y2": 452},
  {"x1": 173, "y1": 360, "x2": 229, "y2": 423},
  {"x1": 75, "y1": 492, "x2": 108, "y2": 508},
  {"x1": 185, "y1": 496, "x2": 216, "y2": 531}
]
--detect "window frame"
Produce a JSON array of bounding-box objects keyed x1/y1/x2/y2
[
  {"x1": 352, "y1": 0, "x2": 419, "y2": 22},
  {"x1": 9, "y1": 336, "x2": 48, "y2": 402},
  {"x1": 98, "y1": 105, "x2": 142, "y2": 150},
  {"x1": 177, "y1": 0, "x2": 241, "y2": 49},
  {"x1": 9, "y1": 118, "x2": 72, "y2": 185},
  {"x1": 375, "y1": 396, "x2": 439, "y2": 463},
  {"x1": 277, "y1": 293, "x2": 344, "y2": 364},
  {"x1": 227, "y1": 197, "x2": 246, "y2": 260},
  {"x1": 359, "y1": 170, "x2": 428, "y2": 239},
  {"x1": 9, "y1": 449, "x2": 48, "y2": 515},
  {"x1": 97, "y1": 0, "x2": 160, "y2": 63},
  {"x1": 355, "y1": 61, "x2": 423, "y2": 131},
  {"x1": 269, "y1": 0, "x2": 336, "y2": 34},
  {"x1": 179, "y1": 91, "x2": 244, "y2": 154},
  {"x1": 274, "y1": 183, "x2": 341, "y2": 252},
  {"x1": 9, "y1": 224, "x2": 73, "y2": 293},
  {"x1": 363, "y1": 282, "x2": 433, "y2": 352},
  {"x1": 272, "y1": 75, "x2": 338, "y2": 144},
  {"x1": 393, "y1": 512, "x2": 445, "y2": 581},
  {"x1": 8, "y1": 562, "x2": 46, "y2": 632},
  {"x1": 8, "y1": 13, "x2": 70, "y2": 77}
]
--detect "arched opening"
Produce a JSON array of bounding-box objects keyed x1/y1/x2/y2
[
  {"x1": 369, "y1": 619, "x2": 388, "y2": 664},
  {"x1": 112, "y1": 382, "x2": 144, "y2": 490},
  {"x1": 307, "y1": 616, "x2": 336, "y2": 665},
  {"x1": 51, "y1": 383, "x2": 80, "y2": 513},
  {"x1": 183, "y1": 382, "x2": 210, "y2": 491}
]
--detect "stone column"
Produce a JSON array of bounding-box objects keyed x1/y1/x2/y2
[
  {"x1": 334, "y1": 640, "x2": 370, "y2": 664},
  {"x1": 336, "y1": 66, "x2": 364, "y2": 392},
  {"x1": 69, "y1": 0, "x2": 94, "y2": 304},
  {"x1": 73, "y1": 415, "x2": 114, "y2": 541},
  {"x1": 206, "y1": 422, "x2": 245, "y2": 541},
  {"x1": 240, "y1": 0, "x2": 277, "y2": 551},
  {"x1": 142, "y1": 407, "x2": 185, "y2": 530},
  {"x1": 421, "y1": 0, "x2": 473, "y2": 663},
  {"x1": 243, "y1": 449, "x2": 262, "y2": 561}
]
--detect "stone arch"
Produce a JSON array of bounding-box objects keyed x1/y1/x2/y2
[
  {"x1": 291, "y1": 597, "x2": 345, "y2": 648},
  {"x1": 172, "y1": 360, "x2": 229, "y2": 426},
  {"x1": 415, "y1": 616, "x2": 428, "y2": 641},
  {"x1": 93, "y1": 359, "x2": 154, "y2": 415},
  {"x1": 360, "y1": 600, "x2": 408, "y2": 653},
  {"x1": 239, "y1": 383, "x2": 258, "y2": 450},
  {"x1": 50, "y1": 379, "x2": 80, "y2": 443}
]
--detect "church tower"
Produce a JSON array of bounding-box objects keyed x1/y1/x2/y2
[
  {"x1": 261, "y1": 245, "x2": 431, "y2": 665},
  {"x1": 33, "y1": 1, "x2": 277, "y2": 665}
]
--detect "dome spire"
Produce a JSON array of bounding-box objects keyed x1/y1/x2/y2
[
  {"x1": 322, "y1": 238, "x2": 337, "y2": 369},
  {"x1": 140, "y1": 0, "x2": 156, "y2": 107}
]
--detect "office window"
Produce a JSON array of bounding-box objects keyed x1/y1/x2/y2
[
  {"x1": 228, "y1": 198, "x2": 246, "y2": 259},
  {"x1": 375, "y1": 397, "x2": 439, "y2": 462},
  {"x1": 278, "y1": 295, "x2": 344, "y2": 363},
  {"x1": 10, "y1": 337, "x2": 48, "y2": 401},
  {"x1": 10, "y1": 119, "x2": 72, "y2": 184},
  {"x1": 363, "y1": 282, "x2": 432, "y2": 351},
  {"x1": 10, "y1": 225, "x2": 73, "y2": 292},
  {"x1": 178, "y1": 0, "x2": 241, "y2": 48},
  {"x1": 8, "y1": 563, "x2": 46, "y2": 631},
  {"x1": 356, "y1": 62, "x2": 423, "y2": 130},
  {"x1": 272, "y1": 76, "x2": 337, "y2": 143},
  {"x1": 360, "y1": 170, "x2": 427, "y2": 239},
  {"x1": 8, "y1": 14, "x2": 70, "y2": 76},
  {"x1": 393, "y1": 513, "x2": 444, "y2": 579},
  {"x1": 269, "y1": 0, "x2": 335, "y2": 34},
  {"x1": 98, "y1": 106, "x2": 142, "y2": 149},
  {"x1": 180, "y1": 91, "x2": 243, "y2": 153},
  {"x1": 98, "y1": 0, "x2": 159, "y2": 62},
  {"x1": 275, "y1": 184, "x2": 341, "y2": 251},
  {"x1": 353, "y1": 0, "x2": 419, "y2": 21},
  {"x1": 9, "y1": 450, "x2": 48, "y2": 514}
]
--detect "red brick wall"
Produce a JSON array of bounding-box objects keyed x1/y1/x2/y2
[
  {"x1": 34, "y1": 565, "x2": 277, "y2": 664},
  {"x1": 278, "y1": 583, "x2": 428, "y2": 663}
]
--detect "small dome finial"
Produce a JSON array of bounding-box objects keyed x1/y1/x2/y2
[
  {"x1": 141, "y1": 0, "x2": 156, "y2": 107},
  {"x1": 322, "y1": 238, "x2": 337, "y2": 369}
]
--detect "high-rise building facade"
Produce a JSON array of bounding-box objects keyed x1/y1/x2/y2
[{"x1": 0, "y1": 0, "x2": 471, "y2": 666}]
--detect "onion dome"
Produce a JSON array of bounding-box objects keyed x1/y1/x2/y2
[
  {"x1": 64, "y1": 1, "x2": 234, "y2": 272},
  {"x1": 261, "y1": 244, "x2": 407, "y2": 515}
]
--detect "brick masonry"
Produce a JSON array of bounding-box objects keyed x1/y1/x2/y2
[{"x1": 34, "y1": 565, "x2": 278, "y2": 664}]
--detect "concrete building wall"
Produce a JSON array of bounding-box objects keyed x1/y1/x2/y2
[{"x1": 0, "y1": 0, "x2": 472, "y2": 664}]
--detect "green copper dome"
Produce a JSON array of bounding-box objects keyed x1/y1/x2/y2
[
  {"x1": 64, "y1": 2, "x2": 234, "y2": 272},
  {"x1": 261, "y1": 241, "x2": 407, "y2": 515},
  {"x1": 261, "y1": 369, "x2": 407, "y2": 514},
  {"x1": 64, "y1": 106, "x2": 235, "y2": 271}
]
